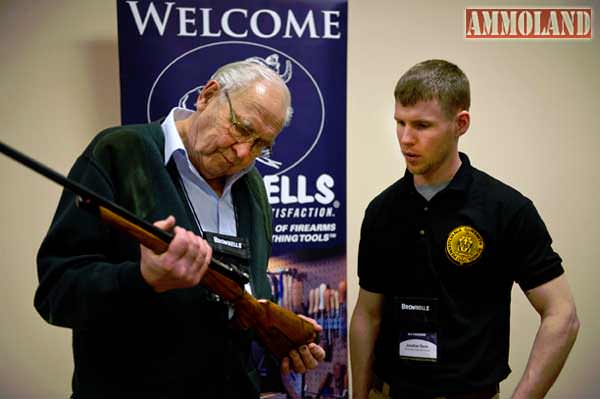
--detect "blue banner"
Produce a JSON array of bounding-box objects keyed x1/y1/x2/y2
[{"x1": 118, "y1": 1, "x2": 347, "y2": 397}]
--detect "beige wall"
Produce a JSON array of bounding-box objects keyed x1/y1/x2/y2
[{"x1": 0, "y1": 1, "x2": 598, "y2": 397}]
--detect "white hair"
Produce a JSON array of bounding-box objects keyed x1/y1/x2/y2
[{"x1": 210, "y1": 60, "x2": 293, "y2": 126}]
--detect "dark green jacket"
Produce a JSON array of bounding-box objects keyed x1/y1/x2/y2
[{"x1": 35, "y1": 123, "x2": 273, "y2": 398}]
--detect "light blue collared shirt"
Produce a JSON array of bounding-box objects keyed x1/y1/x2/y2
[{"x1": 161, "y1": 107, "x2": 252, "y2": 236}]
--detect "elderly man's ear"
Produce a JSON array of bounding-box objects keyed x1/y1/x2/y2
[{"x1": 195, "y1": 80, "x2": 221, "y2": 112}]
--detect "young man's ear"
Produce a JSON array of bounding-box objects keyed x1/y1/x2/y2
[
  {"x1": 195, "y1": 80, "x2": 221, "y2": 112},
  {"x1": 455, "y1": 110, "x2": 470, "y2": 137}
]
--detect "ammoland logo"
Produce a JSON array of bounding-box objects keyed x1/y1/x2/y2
[{"x1": 465, "y1": 8, "x2": 592, "y2": 39}]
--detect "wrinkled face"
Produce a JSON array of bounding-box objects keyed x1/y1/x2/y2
[
  {"x1": 394, "y1": 99, "x2": 467, "y2": 185},
  {"x1": 182, "y1": 79, "x2": 287, "y2": 180}
]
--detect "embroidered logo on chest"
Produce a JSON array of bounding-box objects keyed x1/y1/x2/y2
[{"x1": 445, "y1": 225, "x2": 485, "y2": 266}]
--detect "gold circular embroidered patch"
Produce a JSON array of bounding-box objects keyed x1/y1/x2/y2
[{"x1": 446, "y1": 226, "x2": 484, "y2": 266}]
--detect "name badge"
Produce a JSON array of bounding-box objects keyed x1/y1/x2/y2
[
  {"x1": 399, "y1": 332, "x2": 438, "y2": 362},
  {"x1": 394, "y1": 297, "x2": 438, "y2": 363}
]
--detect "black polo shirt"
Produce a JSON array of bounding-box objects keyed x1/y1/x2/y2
[{"x1": 358, "y1": 153, "x2": 563, "y2": 396}]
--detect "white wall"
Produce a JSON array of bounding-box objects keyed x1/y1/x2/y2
[{"x1": 0, "y1": 1, "x2": 598, "y2": 397}]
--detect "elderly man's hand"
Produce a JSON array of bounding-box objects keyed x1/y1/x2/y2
[
  {"x1": 280, "y1": 315, "x2": 326, "y2": 374},
  {"x1": 140, "y1": 215, "x2": 212, "y2": 292}
]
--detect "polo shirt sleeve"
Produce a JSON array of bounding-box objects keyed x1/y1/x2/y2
[
  {"x1": 509, "y1": 200, "x2": 564, "y2": 291},
  {"x1": 357, "y1": 203, "x2": 385, "y2": 293}
]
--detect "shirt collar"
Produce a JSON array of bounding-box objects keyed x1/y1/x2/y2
[
  {"x1": 444, "y1": 152, "x2": 473, "y2": 194},
  {"x1": 398, "y1": 152, "x2": 473, "y2": 197},
  {"x1": 162, "y1": 107, "x2": 193, "y2": 165}
]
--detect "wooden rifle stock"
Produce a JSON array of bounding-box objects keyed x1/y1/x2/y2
[
  {"x1": 92, "y1": 203, "x2": 318, "y2": 360},
  {"x1": 1, "y1": 140, "x2": 318, "y2": 360}
]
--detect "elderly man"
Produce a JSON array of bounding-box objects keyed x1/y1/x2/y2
[{"x1": 35, "y1": 60, "x2": 324, "y2": 398}]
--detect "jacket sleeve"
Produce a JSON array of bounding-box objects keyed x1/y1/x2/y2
[{"x1": 34, "y1": 153, "x2": 156, "y2": 329}]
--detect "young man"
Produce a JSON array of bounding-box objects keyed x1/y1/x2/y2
[
  {"x1": 350, "y1": 60, "x2": 579, "y2": 399},
  {"x1": 35, "y1": 60, "x2": 324, "y2": 398}
]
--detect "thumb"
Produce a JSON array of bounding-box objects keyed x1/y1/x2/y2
[{"x1": 153, "y1": 215, "x2": 176, "y2": 231}]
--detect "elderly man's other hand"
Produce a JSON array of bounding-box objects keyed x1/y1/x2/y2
[{"x1": 281, "y1": 315, "x2": 326, "y2": 374}]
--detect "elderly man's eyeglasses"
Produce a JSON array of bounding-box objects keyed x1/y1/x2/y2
[{"x1": 224, "y1": 90, "x2": 273, "y2": 159}]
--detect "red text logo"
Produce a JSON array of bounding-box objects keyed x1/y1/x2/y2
[{"x1": 465, "y1": 8, "x2": 592, "y2": 39}]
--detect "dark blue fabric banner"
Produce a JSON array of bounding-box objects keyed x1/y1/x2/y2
[{"x1": 117, "y1": 1, "x2": 347, "y2": 396}]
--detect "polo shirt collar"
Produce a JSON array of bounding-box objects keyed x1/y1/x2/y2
[
  {"x1": 444, "y1": 152, "x2": 473, "y2": 194},
  {"x1": 397, "y1": 152, "x2": 473, "y2": 197}
]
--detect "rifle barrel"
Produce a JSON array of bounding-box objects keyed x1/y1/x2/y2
[{"x1": 0, "y1": 140, "x2": 249, "y2": 285}]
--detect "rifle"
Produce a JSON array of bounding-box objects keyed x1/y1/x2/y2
[{"x1": 0, "y1": 140, "x2": 318, "y2": 360}]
